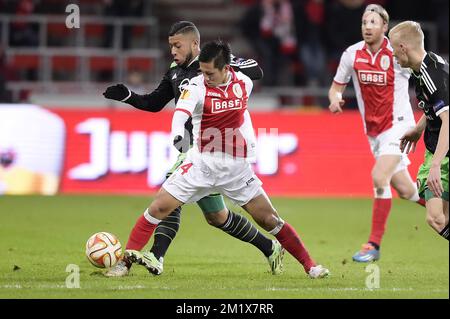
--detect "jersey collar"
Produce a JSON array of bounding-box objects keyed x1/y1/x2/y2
[
  {"x1": 411, "y1": 52, "x2": 429, "y2": 78},
  {"x1": 362, "y1": 36, "x2": 389, "y2": 52},
  {"x1": 187, "y1": 55, "x2": 199, "y2": 68},
  {"x1": 217, "y1": 68, "x2": 237, "y2": 87}
]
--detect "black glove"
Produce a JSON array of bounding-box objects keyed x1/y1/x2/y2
[
  {"x1": 103, "y1": 84, "x2": 131, "y2": 102},
  {"x1": 173, "y1": 135, "x2": 189, "y2": 153}
]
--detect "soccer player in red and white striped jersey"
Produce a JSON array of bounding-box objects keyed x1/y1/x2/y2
[
  {"x1": 136, "y1": 40, "x2": 329, "y2": 278},
  {"x1": 327, "y1": 4, "x2": 425, "y2": 262}
]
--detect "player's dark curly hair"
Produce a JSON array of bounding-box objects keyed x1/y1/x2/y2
[
  {"x1": 168, "y1": 21, "x2": 200, "y2": 40},
  {"x1": 199, "y1": 40, "x2": 231, "y2": 70}
]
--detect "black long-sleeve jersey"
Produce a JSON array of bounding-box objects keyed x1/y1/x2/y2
[
  {"x1": 127, "y1": 56, "x2": 262, "y2": 111},
  {"x1": 125, "y1": 55, "x2": 263, "y2": 140},
  {"x1": 411, "y1": 51, "x2": 449, "y2": 157}
]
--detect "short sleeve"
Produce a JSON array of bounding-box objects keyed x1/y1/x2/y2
[
  {"x1": 333, "y1": 49, "x2": 353, "y2": 85},
  {"x1": 431, "y1": 86, "x2": 449, "y2": 116},
  {"x1": 175, "y1": 82, "x2": 202, "y2": 116},
  {"x1": 242, "y1": 74, "x2": 254, "y2": 96}
]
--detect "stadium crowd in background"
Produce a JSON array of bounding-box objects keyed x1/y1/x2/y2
[
  {"x1": 102, "y1": 0, "x2": 145, "y2": 49},
  {"x1": 239, "y1": 0, "x2": 449, "y2": 87},
  {"x1": 0, "y1": 0, "x2": 448, "y2": 106},
  {"x1": 0, "y1": 46, "x2": 15, "y2": 102}
]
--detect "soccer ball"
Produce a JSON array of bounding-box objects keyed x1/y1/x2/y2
[{"x1": 85, "y1": 232, "x2": 123, "y2": 268}]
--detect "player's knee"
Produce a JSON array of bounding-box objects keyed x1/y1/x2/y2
[
  {"x1": 371, "y1": 171, "x2": 389, "y2": 188},
  {"x1": 393, "y1": 180, "x2": 416, "y2": 199},
  {"x1": 204, "y1": 209, "x2": 228, "y2": 227},
  {"x1": 397, "y1": 187, "x2": 414, "y2": 199},
  {"x1": 257, "y1": 210, "x2": 279, "y2": 231},
  {"x1": 426, "y1": 214, "x2": 445, "y2": 232},
  {"x1": 149, "y1": 201, "x2": 170, "y2": 220}
]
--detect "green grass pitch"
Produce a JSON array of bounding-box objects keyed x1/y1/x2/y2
[{"x1": 0, "y1": 195, "x2": 448, "y2": 299}]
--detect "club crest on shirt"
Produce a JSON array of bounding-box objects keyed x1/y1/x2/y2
[
  {"x1": 380, "y1": 55, "x2": 390, "y2": 71},
  {"x1": 232, "y1": 83, "x2": 243, "y2": 99}
]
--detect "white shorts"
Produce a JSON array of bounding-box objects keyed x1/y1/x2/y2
[
  {"x1": 162, "y1": 148, "x2": 263, "y2": 207},
  {"x1": 368, "y1": 123, "x2": 415, "y2": 174}
]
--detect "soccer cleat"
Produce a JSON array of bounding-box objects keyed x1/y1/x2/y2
[
  {"x1": 124, "y1": 249, "x2": 144, "y2": 264},
  {"x1": 308, "y1": 265, "x2": 330, "y2": 279},
  {"x1": 352, "y1": 243, "x2": 380, "y2": 262},
  {"x1": 267, "y1": 240, "x2": 285, "y2": 275},
  {"x1": 139, "y1": 251, "x2": 164, "y2": 275},
  {"x1": 104, "y1": 259, "x2": 129, "y2": 277}
]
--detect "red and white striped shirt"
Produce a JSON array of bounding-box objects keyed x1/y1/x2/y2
[
  {"x1": 173, "y1": 68, "x2": 257, "y2": 160},
  {"x1": 334, "y1": 37, "x2": 415, "y2": 137}
]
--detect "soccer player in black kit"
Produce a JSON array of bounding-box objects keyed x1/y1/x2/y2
[
  {"x1": 389, "y1": 21, "x2": 449, "y2": 241},
  {"x1": 103, "y1": 21, "x2": 285, "y2": 277}
]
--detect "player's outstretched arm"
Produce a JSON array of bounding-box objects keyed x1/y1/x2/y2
[
  {"x1": 103, "y1": 72, "x2": 175, "y2": 113},
  {"x1": 328, "y1": 82, "x2": 346, "y2": 114},
  {"x1": 103, "y1": 83, "x2": 131, "y2": 102},
  {"x1": 230, "y1": 56, "x2": 263, "y2": 80},
  {"x1": 428, "y1": 110, "x2": 449, "y2": 197}
]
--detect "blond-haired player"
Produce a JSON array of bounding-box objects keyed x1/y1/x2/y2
[
  {"x1": 328, "y1": 4, "x2": 426, "y2": 262},
  {"x1": 389, "y1": 21, "x2": 449, "y2": 240}
]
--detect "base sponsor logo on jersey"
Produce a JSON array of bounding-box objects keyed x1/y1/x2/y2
[
  {"x1": 357, "y1": 70, "x2": 387, "y2": 86},
  {"x1": 211, "y1": 98, "x2": 243, "y2": 113}
]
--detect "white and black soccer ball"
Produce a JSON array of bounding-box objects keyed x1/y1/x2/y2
[{"x1": 85, "y1": 232, "x2": 123, "y2": 268}]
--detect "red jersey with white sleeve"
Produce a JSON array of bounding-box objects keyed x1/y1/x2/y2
[
  {"x1": 174, "y1": 68, "x2": 257, "y2": 161},
  {"x1": 333, "y1": 37, "x2": 415, "y2": 137}
]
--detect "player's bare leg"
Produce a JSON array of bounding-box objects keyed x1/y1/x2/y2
[
  {"x1": 426, "y1": 198, "x2": 449, "y2": 240},
  {"x1": 242, "y1": 190, "x2": 329, "y2": 278},
  {"x1": 391, "y1": 169, "x2": 426, "y2": 206},
  {"x1": 353, "y1": 155, "x2": 400, "y2": 262},
  {"x1": 442, "y1": 200, "x2": 449, "y2": 239},
  {"x1": 106, "y1": 188, "x2": 183, "y2": 277},
  {"x1": 126, "y1": 187, "x2": 184, "y2": 274}
]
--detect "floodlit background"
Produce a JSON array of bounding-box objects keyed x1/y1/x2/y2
[
  {"x1": 0, "y1": 0, "x2": 448, "y2": 300},
  {"x1": 1, "y1": 0, "x2": 447, "y2": 196}
]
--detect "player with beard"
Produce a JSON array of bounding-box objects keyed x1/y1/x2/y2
[
  {"x1": 327, "y1": 5, "x2": 426, "y2": 262},
  {"x1": 103, "y1": 21, "x2": 285, "y2": 277}
]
